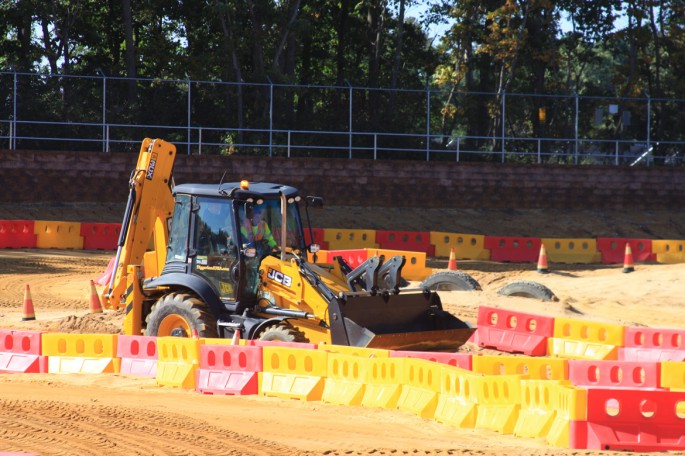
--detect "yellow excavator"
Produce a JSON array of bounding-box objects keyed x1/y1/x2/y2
[{"x1": 101, "y1": 138, "x2": 474, "y2": 351}]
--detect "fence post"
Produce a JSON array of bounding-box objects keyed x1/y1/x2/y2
[
  {"x1": 287, "y1": 130, "x2": 291, "y2": 158},
  {"x1": 574, "y1": 92, "x2": 579, "y2": 165},
  {"x1": 186, "y1": 76, "x2": 192, "y2": 156},
  {"x1": 426, "y1": 80, "x2": 430, "y2": 161},
  {"x1": 646, "y1": 95, "x2": 651, "y2": 165},
  {"x1": 456, "y1": 137, "x2": 460, "y2": 162},
  {"x1": 501, "y1": 90, "x2": 506, "y2": 163},
  {"x1": 198, "y1": 128, "x2": 202, "y2": 155},
  {"x1": 268, "y1": 77, "x2": 273, "y2": 158},
  {"x1": 347, "y1": 81, "x2": 353, "y2": 159},
  {"x1": 98, "y1": 69, "x2": 107, "y2": 152},
  {"x1": 374, "y1": 133, "x2": 377, "y2": 160},
  {"x1": 537, "y1": 139, "x2": 541, "y2": 164},
  {"x1": 11, "y1": 67, "x2": 17, "y2": 150}
]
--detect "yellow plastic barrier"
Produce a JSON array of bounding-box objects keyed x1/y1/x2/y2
[
  {"x1": 541, "y1": 238, "x2": 601, "y2": 264},
  {"x1": 323, "y1": 229, "x2": 378, "y2": 250},
  {"x1": 261, "y1": 346, "x2": 327, "y2": 401},
  {"x1": 472, "y1": 355, "x2": 568, "y2": 380},
  {"x1": 366, "y1": 248, "x2": 431, "y2": 281},
  {"x1": 660, "y1": 361, "x2": 685, "y2": 390},
  {"x1": 473, "y1": 374, "x2": 523, "y2": 434},
  {"x1": 34, "y1": 220, "x2": 84, "y2": 249},
  {"x1": 42, "y1": 333, "x2": 119, "y2": 374},
  {"x1": 652, "y1": 240, "x2": 685, "y2": 264},
  {"x1": 156, "y1": 337, "x2": 201, "y2": 389},
  {"x1": 317, "y1": 343, "x2": 389, "y2": 358},
  {"x1": 430, "y1": 232, "x2": 490, "y2": 260},
  {"x1": 361, "y1": 357, "x2": 404, "y2": 409},
  {"x1": 514, "y1": 379, "x2": 564, "y2": 438},
  {"x1": 546, "y1": 383, "x2": 587, "y2": 448},
  {"x1": 397, "y1": 358, "x2": 441, "y2": 419},
  {"x1": 321, "y1": 353, "x2": 369, "y2": 406},
  {"x1": 434, "y1": 365, "x2": 481, "y2": 428},
  {"x1": 547, "y1": 317, "x2": 624, "y2": 360}
]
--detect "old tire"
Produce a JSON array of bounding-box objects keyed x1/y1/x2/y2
[
  {"x1": 145, "y1": 292, "x2": 218, "y2": 338},
  {"x1": 497, "y1": 280, "x2": 558, "y2": 302},
  {"x1": 258, "y1": 324, "x2": 307, "y2": 343},
  {"x1": 420, "y1": 270, "x2": 482, "y2": 291}
]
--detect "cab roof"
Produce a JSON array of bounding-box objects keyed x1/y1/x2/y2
[{"x1": 172, "y1": 182, "x2": 300, "y2": 200}]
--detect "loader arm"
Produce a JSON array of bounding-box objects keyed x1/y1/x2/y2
[{"x1": 101, "y1": 138, "x2": 176, "y2": 313}]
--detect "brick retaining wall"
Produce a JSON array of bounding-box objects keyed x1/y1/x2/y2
[{"x1": 1, "y1": 149, "x2": 683, "y2": 210}]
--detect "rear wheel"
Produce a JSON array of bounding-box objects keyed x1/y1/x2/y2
[
  {"x1": 258, "y1": 323, "x2": 307, "y2": 343},
  {"x1": 420, "y1": 270, "x2": 482, "y2": 291},
  {"x1": 497, "y1": 280, "x2": 558, "y2": 302},
  {"x1": 145, "y1": 292, "x2": 218, "y2": 338}
]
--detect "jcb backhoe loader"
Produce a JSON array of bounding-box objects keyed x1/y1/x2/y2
[{"x1": 101, "y1": 138, "x2": 474, "y2": 351}]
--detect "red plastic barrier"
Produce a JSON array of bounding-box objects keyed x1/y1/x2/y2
[
  {"x1": 375, "y1": 230, "x2": 435, "y2": 256},
  {"x1": 568, "y1": 359, "x2": 662, "y2": 390},
  {"x1": 570, "y1": 389, "x2": 685, "y2": 451},
  {"x1": 474, "y1": 305, "x2": 554, "y2": 356},
  {"x1": 483, "y1": 236, "x2": 541, "y2": 262},
  {"x1": 304, "y1": 228, "x2": 328, "y2": 250},
  {"x1": 390, "y1": 350, "x2": 472, "y2": 370},
  {"x1": 80, "y1": 222, "x2": 121, "y2": 250},
  {"x1": 597, "y1": 238, "x2": 655, "y2": 264},
  {"x1": 326, "y1": 249, "x2": 369, "y2": 268},
  {"x1": 0, "y1": 220, "x2": 37, "y2": 249},
  {"x1": 116, "y1": 335, "x2": 158, "y2": 377},
  {"x1": 0, "y1": 329, "x2": 47, "y2": 373},
  {"x1": 196, "y1": 344, "x2": 262, "y2": 395}
]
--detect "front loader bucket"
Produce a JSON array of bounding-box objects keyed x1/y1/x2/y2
[{"x1": 329, "y1": 290, "x2": 475, "y2": 352}]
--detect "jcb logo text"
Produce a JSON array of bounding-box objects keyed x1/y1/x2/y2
[{"x1": 267, "y1": 268, "x2": 292, "y2": 287}]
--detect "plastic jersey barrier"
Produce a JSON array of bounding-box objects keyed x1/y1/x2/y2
[
  {"x1": 473, "y1": 374, "x2": 523, "y2": 434},
  {"x1": 196, "y1": 343, "x2": 262, "y2": 395},
  {"x1": 366, "y1": 248, "x2": 431, "y2": 281},
  {"x1": 34, "y1": 220, "x2": 84, "y2": 249},
  {"x1": 568, "y1": 359, "x2": 662, "y2": 390},
  {"x1": 321, "y1": 353, "x2": 369, "y2": 406},
  {"x1": 304, "y1": 228, "x2": 328, "y2": 250},
  {"x1": 596, "y1": 238, "x2": 655, "y2": 264},
  {"x1": 548, "y1": 317, "x2": 624, "y2": 360},
  {"x1": 569, "y1": 388, "x2": 685, "y2": 451},
  {"x1": 474, "y1": 306, "x2": 555, "y2": 356},
  {"x1": 80, "y1": 222, "x2": 121, "y2": 250},
  {"x1": 483, "y1": 236, "x2": 541, "y2": 263},
  {"x1": 375, "y1": 230, "x2": 435, "y2": 256},
  {"x1": 660, "y1": 362, "x2": 685, "y2": 391},
  {"x1": 323, "y1": 228, "x2": 378, "y2": 250},
  {"x1": 390, "y1": 350, "x2": 471, "y2": 370},
  {"x1": 541, "y1": 238, "x2": 601, "y2": 264},
  {"x1": 619, "y1": 326, "x2": 685, "y2": 362},
  {"x1": 260, "y1": 346, "x2": 327, "y2": 401},
  {"x1": 361, "y1": 357, "x2": 404, "y2": 409},
  {"x1": 156, "y1": 337, "x2": 201, "y2": 389},
  {"x1": 325, "y1": 249, "x2": 369, "y2": 269},
  {"x1": 317, "y1": 343, "x2": 389, "y2": 358},
  {"x1": 397, "y1": 358, "x2": 442, "y2": 419},
  {"x1": 434, "y1": 365, "x2": 481, "y2": 428},
  {"x1": 42, "y1": 333, "x2": 119, "y2": 374},
  {"x1": 0, "y1": 329, "x2": 47, "y2": 373},
  {"x1": 652, "y1": 240, "x2": 685, "y2": 264},
  {"x1": 546, "y1": 383, "x2": 587, "y2": 448},
  {"x1": 514, "y1": 379, "x2": 566, "y2": 439},
  {"x1": 429, "y1": 231, "x2": 490, "y2": 260},
  {"x1": 471, "y1": 355, "x2": 568, "y2": 381},
  {"x1": 0, "y1": 220, "x2": 37, "y2": 248},
  {"x1": 117, "y1": 335, "x2": 158, "y2": 377}
]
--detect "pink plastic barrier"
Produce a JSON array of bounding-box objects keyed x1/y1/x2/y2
[
  {"x1": 0, "y1": 329, "x2": 47, "y2": 373},
  {"x1": 618, "y1": 326, "x2": 685, "y2": 362},
  {"x1": 0, "y1": 220, "x2": 37, "y2": 249},
  {"x1": 80, "y1": 222, "x2": 121, "y2": 250},
  {"x1": 196, "y1": 344, "x2": 262, "y2": 395},
  {"x1": 596, "y1": 238, "x2": 655, "y2": 264},
  {"x1": 473, "y1": 305, "x2": 554, "y2": 356},
  {"x1": 116, "y1": 335, "x2": 158, "y2": 377},
  {"x1": 374, "y1": 230, "x2": 435, "y2": 256},
  {"x1": 568, "y1": 359, "x2": 663, "y2": 390},
  {"x1": 483, "y1": 236, "x2": 541, "y2": 262},
  {"x1": 390, "y1": 350, "x2": 471, "y2": 370}
]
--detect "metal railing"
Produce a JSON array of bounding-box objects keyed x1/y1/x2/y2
[{"x1": 1, "y1": 71, "x2": 684, "y2": 166}]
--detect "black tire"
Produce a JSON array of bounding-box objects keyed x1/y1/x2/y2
[
  {"x1": 144, "y1": 292, "x2": 218, "y2": 338},
  {"x1": 258, "y1": 324, "x2": 307, "y2": 343},
  {"x1": 497, "y1": 280, "x2": 559, "y2": 302},
  {"x1": 420, "y1": 270, "x2": 482, "y2": 291}
]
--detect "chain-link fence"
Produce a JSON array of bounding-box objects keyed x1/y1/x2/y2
[{"x1": 1, "y1": 71, "x2": 683, "y2": 166}]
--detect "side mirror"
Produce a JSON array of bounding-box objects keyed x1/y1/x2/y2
[
  {"x1": 243, "y1": 245, "x2": 257, "y2": 258},
  {"x1": 305, "y1": 196, "x2": 324, "y2": 209}
]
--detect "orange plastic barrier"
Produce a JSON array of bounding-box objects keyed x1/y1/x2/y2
[
  {"x1": 80, "y1": 222, "x2": 121, "y2": 250},
  {"x1": 434, "y1": 365, "x2": 481, "y2": 428},
  {"x1": 484, "y1": 236, "x2": 541, "y2": 262},
  {"x1": 323, "y1": 229, "x2": 378, "y2": 250},
  {"x1": 652, "y1": 240, "x2": 685, "y2": 264},
  {"x1": 261, "y1": 346, "x2": 327, "y2": 401},
  {"x1": 546, "y1": 383, "x2": 588, "y2": 448},
  {"x1": 429, "y1": 231, "x2": 490, "y2": 260},
  {"x1": 548, "y1": 317, "x2": 624, "y2": 360},
  {"x1": 568, "y1": 359, "x2": 662, "y2": 390},
  {"x1": 570, "y1": 389, "x2": 685, "y2": 451},
  {"x1": 0, "y1": 220, "x2": 37, "y2": 248},
  {"x1": 321, "y1": 353, "x2": 369, "y2": 406},
  {"x1": 196, "y1": 343, "x2": 262, "y2": 395},
  {"x1": 375, "y1": 230, "x2": 435, "y2": 256},
  {"x1": 618, "y1": 326, "x2": 685, "y2": 362},
  {"x1": 397, "y1": 358, "x2": 441, "y2": 419},
  {"x1": 596, "y1": 238, "x2": 655, "y2": 264},
  {"x1": 541, "y1": 238, "x2": 601, "y2": 264},
  {"x1": 0, "y1": 329, "x2": 47, "y2": 373},
  {"x1": 34, "y1": 220, "x2": 84, "y2": 249},
  {"x1": 473, "y1": 374, "x2": 523, "y2": 434},
  {"x1": 116, "y1": 335, "x2": 158, "y2": 377},
  {"x1": 514, "y1": 379, "x2": 564, "y2": 439},
  {"x1": 390, "y1": 350, "x2": 471, "y2": 370},
  {"x1": 473, "y1": 306, "x2": 555, "y2": 356}
]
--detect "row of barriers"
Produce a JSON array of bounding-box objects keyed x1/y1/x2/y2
[
  {"x1": 4, "y1": 305, "x2": 685, "y2": 451},
  {"x1": 2, "y1": 218, "x2": 685, "y2": 265}
]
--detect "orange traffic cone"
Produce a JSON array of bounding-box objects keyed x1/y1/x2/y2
[
  {"x1": 537, "y1": 244, "x2": 549, "y2": 274},
  {"x1": 89, "y1": 280, "x2": 103, "y2": 313},
  {"x1": 191, "y1": 328, "x2": 200, "y2": 339},
  {"x1": 448, "y1": 247, "x2": 457, "y2": 271},
  {"x1": 232, "y1": 329, "x2": 241, "y2": 345},
  {"x1": 22, "y1": 284, "x2": 36, "y2": 321},
  {"x1": 623, "y1": 243, "x2": 635, "y2": 273}
]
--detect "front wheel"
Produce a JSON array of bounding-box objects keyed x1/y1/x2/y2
[
  {"x1": 145, "y1": 292, "x2": 217, "y2": 338},
  {"x1": 258, "y1": 323, "x2": 307, "y2": 343}
]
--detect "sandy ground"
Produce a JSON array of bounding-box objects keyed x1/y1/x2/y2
[{"x1": 2, "y1": 204, "x2": 685, "y2": 455}]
